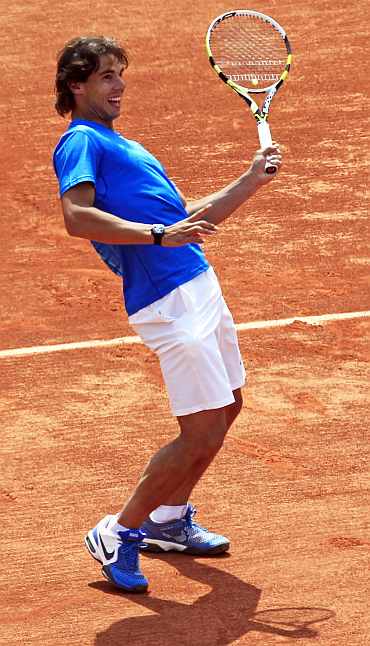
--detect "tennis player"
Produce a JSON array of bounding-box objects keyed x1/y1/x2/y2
[{"x1": 53, "y1": 36, "x2": 282, "y2": 593}]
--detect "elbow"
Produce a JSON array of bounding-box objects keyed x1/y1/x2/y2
[
  {"x1": 63, "y1": 212, "x2": 82, "y2": 238},
  {"x1": 64, "y1": 217, "x2": 77, "y2": 237}
]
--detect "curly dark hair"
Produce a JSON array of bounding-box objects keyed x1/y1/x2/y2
[{"x1": 55, "y1": 36, "x2": 129, "y2": 117}]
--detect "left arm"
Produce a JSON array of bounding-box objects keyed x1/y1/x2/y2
[{"x1": 180, "y1": 144, "x2": 282, "y2": 226}]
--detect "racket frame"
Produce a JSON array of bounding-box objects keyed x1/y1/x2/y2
[{"x1": 205, "y1": 10, "x2": 292, "y2": 172}]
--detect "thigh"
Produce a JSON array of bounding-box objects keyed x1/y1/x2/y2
[
  {"x1": 129, "y1": 276, "x2": 237, "y2": 417},
  {"x1": 158, "y1": 326, "x2": 236, "y2": 416},
  {"x1": 225, "y1": 388, "x2": 243, "y2": 429},
  {"x1": 216, "y1": 298, "x2": 247, "y2": 391}
]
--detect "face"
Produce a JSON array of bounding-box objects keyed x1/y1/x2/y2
[{"x1": 71, "y1": 54, "x2": 126, "y2": 127}]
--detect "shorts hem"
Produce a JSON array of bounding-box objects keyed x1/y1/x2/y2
[
  {"x1": 229, "y1": 378, "x2": 246, "y2": 391},
  {"x1": 171, "y1": 395, "x2": 236, "y2": 418}
]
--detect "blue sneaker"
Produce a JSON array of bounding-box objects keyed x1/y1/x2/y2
[
  {"x1": 140, "y1": 505, "x2": 230, "y2": 555},
  {"x1": 84, "y1": 515, "x2": 148, "y2": 593}
]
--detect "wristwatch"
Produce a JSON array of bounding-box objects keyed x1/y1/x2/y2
[{"x1": 151, "y1": 223, "x2": 166, "y2": 245}]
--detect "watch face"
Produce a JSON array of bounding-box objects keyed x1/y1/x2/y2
[
  {"x1": 151, "y1": 223, "x2": 166, "y2": 245},
  {"x1": 152, "y1": 224, "x2": 165, "y2": 235}
]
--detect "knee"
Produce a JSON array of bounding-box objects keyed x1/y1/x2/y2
[{"x1": 179, "y1": 411, "x2": 228, "y2": 461}]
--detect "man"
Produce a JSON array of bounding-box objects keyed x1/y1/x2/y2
[{"x1": 53, "y1": 36, "x2": 282, "y2": 593}]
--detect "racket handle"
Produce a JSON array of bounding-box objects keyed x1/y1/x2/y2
[{"x1": 257, "y1": 120, "x2": 277, "y2": 174}]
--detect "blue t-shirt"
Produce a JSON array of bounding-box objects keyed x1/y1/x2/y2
[{"x1": 53, "y1": 119, "x2": 209, "y2": 315}]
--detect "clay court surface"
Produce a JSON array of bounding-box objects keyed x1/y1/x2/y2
[{"x1": 1, "y1": 0, "x2": 369, "y2": 644}]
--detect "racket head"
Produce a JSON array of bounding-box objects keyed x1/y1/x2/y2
[
  {"x1": 249, "y1": 606, "x2": 336, "y2": 637},
  {"x1": 250, "y1": 607, "x2": 335, "y2": 628},
  {"x1": 206, "y1": 10, "x2": 292, "y2": 96}
]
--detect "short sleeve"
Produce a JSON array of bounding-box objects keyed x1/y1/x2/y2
[{"x1": 53, "y1": 130, "x2": 100, "y2": 196}]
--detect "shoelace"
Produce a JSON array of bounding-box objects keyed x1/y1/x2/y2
[
  {"x1": 116, "y1": 536, "x2": 142, "y2": 571},
  {"x1": 183, "y1": 506, "x2": 207, "y2": 532}
]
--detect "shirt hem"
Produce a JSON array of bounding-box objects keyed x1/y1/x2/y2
[{"x1": 125, "y1": 263, "x2": 210, "y2": 316}]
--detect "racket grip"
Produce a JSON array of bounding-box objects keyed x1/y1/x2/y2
[{"x1": 257, "y1": 120, "x2": 277, "y2": 174}]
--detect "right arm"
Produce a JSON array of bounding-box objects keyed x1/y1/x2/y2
[
  {"x1": 61, "y1": 183, "x2": 217, "y2": 247},
  {"x1": 184, "y1": 144, "x2": 282, "y2": 225}
]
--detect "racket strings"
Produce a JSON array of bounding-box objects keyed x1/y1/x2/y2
[
  {"x1": 251, "y1": 608, "x2": 334, "y2": 627},
  {"x1": 210, "y1": 16, "x2": 287, "y2": 89}
]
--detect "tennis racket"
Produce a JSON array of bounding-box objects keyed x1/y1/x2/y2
[
  {"x1": 206, "y1": 10, "x2": 292, "y2": 174},
  {"x1": 250, "y1": 607, "x2": 335, "y2": 636}
]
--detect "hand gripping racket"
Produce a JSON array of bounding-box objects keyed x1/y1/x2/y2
[{"x1": 206, "y1": 10, "x2": 292, "y2": 174}]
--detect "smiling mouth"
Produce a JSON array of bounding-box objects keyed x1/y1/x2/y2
[{"x1": 107, "y1": 97, "x2": 121, "y2": 107}]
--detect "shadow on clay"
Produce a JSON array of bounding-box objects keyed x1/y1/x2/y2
[{"x1": 89, "y1": 553, "x2": 335, "y2": 645}]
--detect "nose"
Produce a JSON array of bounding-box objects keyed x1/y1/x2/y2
[{"x1": 116, "y1": 75, "x2": 125, "y2": 92}]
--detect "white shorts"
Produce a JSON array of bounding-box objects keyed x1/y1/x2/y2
[{"x1": 128, "y1": 267, "x2": 246, "y2": 417}]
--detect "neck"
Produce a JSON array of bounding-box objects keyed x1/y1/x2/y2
[{"x1": 71, "y1": 108, "x2": 114, "y2": 130}]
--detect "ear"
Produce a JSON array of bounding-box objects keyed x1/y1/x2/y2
[{"x1": 68, "y1": 81, "x2": 85, "y2": 96}]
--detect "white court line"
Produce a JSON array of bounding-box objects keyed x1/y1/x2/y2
[{"x1": 0, "y1": 309, "x2": 369, "y2": 359}]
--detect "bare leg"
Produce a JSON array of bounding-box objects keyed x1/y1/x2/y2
[
  {"x1": 164, "y1": 389, "x2": 243, "y2": 505},
  {"x1": 117, "y1": 403, "x2": 237, "y2": 529}
]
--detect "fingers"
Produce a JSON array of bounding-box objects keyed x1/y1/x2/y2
[
  {"x1": 190, "y1": 219, "x2": 217, "y2": 232},
  {"x1": 258, "y1": 142, "x2": 283, "y2": 174},
  {"x1": 164, "y1": 219, "x2": 217, "y2": 247},
  {"x1": 266, "y1": 158, "x2": 282, "y2": 168},
  {"x1": 266, "y1": 153, "x2": 282, "y2": 165},
  {"x1": 182, "y1": 222, "x2": 217, "y2": 243},
  {"x1": 260, "y1": 142, "x2": 281, "y2": 156}
]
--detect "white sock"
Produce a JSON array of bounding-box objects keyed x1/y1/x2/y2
[
  {"x1": 108, "y1": 515, "x2": 130, "y2": 535},
  {"x1": 150, "y1": 504, "x2": 188, "y2": 524}
]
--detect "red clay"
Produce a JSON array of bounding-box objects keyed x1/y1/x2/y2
[{"x1": 1, "y1": 1, "x2": 369, "y2": 644}]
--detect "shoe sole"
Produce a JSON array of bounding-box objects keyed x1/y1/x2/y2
[{"x1": 141, "y1": 539, "x2": 230, "y2": 556}]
